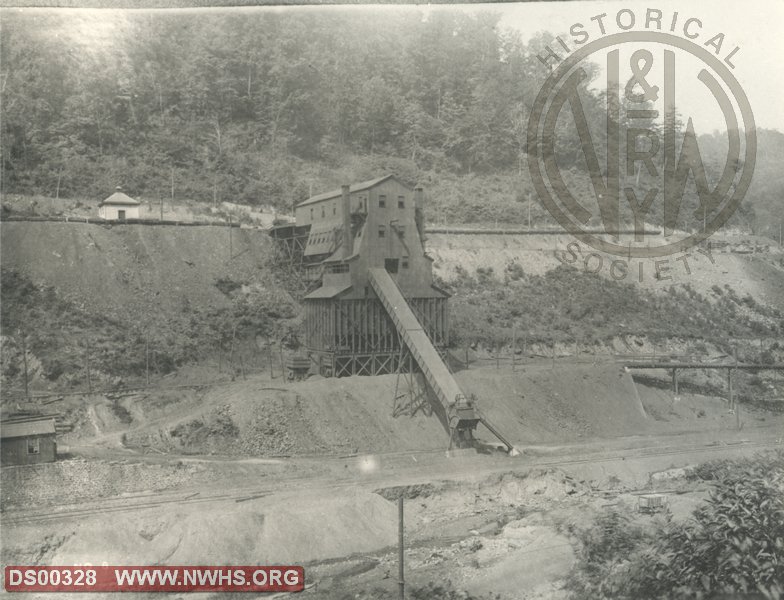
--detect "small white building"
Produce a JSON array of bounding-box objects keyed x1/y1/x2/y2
[{"x1": 98, "y1": 187, "x2": 140, "y2": 220}]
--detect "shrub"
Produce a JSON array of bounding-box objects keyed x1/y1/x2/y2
[
  {"x1": 505, "y1": 262, "x2": 525, "y2": 281},
  {"x1": 631, "y1": 457, "x2": 784, "y2": 599},
  {"x1": 566, "y1": 452, "x2": 784, "y2": 600},
  {"x1": 565, "y1": 510, "x2": 650, "y2": 599}
]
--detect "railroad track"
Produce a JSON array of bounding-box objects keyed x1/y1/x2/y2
[
  {"x1": 0, "y1": 488, "x2": 274, "y2": 527},
  {"x1": 3, "y1": 437, "x2": 780, "y2": 527},
  {"x1": 531, "y1": 438, "x2": 781, "y2": 468}
]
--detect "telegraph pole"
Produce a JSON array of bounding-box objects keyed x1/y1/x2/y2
[
  {"x1": 19, "y1": 330, "x2": 29, "y2": 399},
  {"x1": 145, "y1": 336, "x2": 150, "y2": 386},
  {"x1": 86, "y1": 353, "x2": 93, "y2": 394},
  {"x1": 398, "y1": 497, "x2": 405, "y2": 600}
]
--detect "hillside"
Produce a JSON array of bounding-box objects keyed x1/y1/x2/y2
[
  {"x1": 1, "y1": 220, "x2": 782, "y2": 402},
  {"x1": 1, "y1": 221, "x2": 300, "y2": 394},
  {"x1": 428, "y1": 232, "x2": 784, "y2": 344},
  {"x1": 2, "y1": 9, "x2": 783, "y2": 241},
  {"x1": 42, "y1": 362, "x2": 784, "y2": 458}
]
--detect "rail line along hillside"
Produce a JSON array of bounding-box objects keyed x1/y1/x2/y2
[{"x1": 270, "y1": 175, "x2": 517, "y2": 453}]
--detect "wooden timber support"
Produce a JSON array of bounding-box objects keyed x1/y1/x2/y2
[
  {"x1": 625, "y1": 363, "x2": 784, "y2": 417},
  {"x1": 303, "y1": 296, "x2": 447, "y2": 377}
]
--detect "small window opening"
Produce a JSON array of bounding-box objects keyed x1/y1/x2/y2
[{"x1": 384, "y1": 259, "x2": 399, "y2": 274}]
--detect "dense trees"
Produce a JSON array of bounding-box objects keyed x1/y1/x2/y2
[
  {"x1": 1, "y1": 9, "x2": 553, "y2": 205},
  {"x1": 1, "y1": 8, "x2": 781, "y2": 238}
]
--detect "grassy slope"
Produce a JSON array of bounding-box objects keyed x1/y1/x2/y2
[
  {"x1": 446, "y1": 264, "x2": 782, "y2": 348},
  {"x1": 0, "y1": 222, "x2": 300, "y2": 394},
  {"x1": 1, "y1": 218, "x2": 782, "y2": 396}
]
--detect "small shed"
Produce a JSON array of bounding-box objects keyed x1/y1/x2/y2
[
  {"x1": 98, "y1": 187, "x2": 140, "y2": 220},
  {"x1": 1, "y1": 417, "x2": 57, "y2": 466}
]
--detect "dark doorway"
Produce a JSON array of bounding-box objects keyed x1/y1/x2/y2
[
  {"x1": 118, "y1": 210, "x2": 126, "y2": 220},
  {"x1": 384, "y1": 258, "x2": 399, "y2": 274}
]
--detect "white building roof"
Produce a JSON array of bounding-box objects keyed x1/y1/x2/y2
[{"x1": 99, "y1": 189, "x2": 140, "y2": 207}]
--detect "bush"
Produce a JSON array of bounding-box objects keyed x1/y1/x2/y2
[
  {"x1": 505, "y1": 261, "x2": 525, "y2": 281},
  {"x1": 565, "y1": 510, "x2": 650, "y2": 599},
  {"x1": 566, "y1": 452, "x2": 784, "y2": 600},
  {"x1": 632, "y1": 456, "x2": 784, "y2": 599}
]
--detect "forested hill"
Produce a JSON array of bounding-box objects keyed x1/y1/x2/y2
[
  {"x1": 2, "y1": 8, "x2": 783, "y2": 238},
  {"x1": 2, "y1": 9, "x2": 542, "y2": 204}
]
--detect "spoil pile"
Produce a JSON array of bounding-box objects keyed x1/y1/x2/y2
[{"x1": 7, "y1": 491, "x2": 397, "y2": 566}]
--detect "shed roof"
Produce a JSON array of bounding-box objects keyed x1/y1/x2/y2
[
  {"x1": 99, "y1": 190, "x2": 140, "y2": 207},
  {"x1": 303, "y1": 283, "x2": 352, "y2": 300},
  {"x1": 297, "y1": 175, "x2": 410, "y2": 208},
  {"x1": 1, "y1": 417, "x2": 56, "y2": 439},
  {"x1": 304, "y1": 222, "x2": 341, "y2": 257}
]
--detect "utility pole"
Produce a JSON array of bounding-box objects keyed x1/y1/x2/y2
[
  {"x1": 86, "y1": 353, "x2": 93, "y2": 394},
  {"x1": 55, "y1": 169, "x2": 62, "y2": 212},
  {"x1": 511, "y1": 325, "x2": 516, "y2": 372},
  {"x1": 19, "y1": 330, "x2": 29, "y2": 400},
  {"x1": 228, "y1": 216, "x2": 233, "y2": 259},
  {"x1": 239, "y1": 346, "x2": 247, "y2": 381},
  {"x1": 398, "y1": 497, "x2": 405, "y2": 600},
  {"x1": 527, "y1": 192, "x2": 532, "y2": 230},
  {"x1": 229, "y1": 324, "x2": 237, "y2": 379},
  {"x1": 145, "y1": 336, "x2": 150, "y2": 386},
  {"x1": 170, "y1": 167, "x2": 175, "y2": 201},
  {"x1": 727, "y1": 367, "x2": 733, "y2": 409}
]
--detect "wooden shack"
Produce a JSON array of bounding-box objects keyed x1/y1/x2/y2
[
  {"x1": 297, "y1": 175, "x2": 448, "y2": 377},
  {"x1": 1, "y1": 417, "x2": 57, "y2": 466}
]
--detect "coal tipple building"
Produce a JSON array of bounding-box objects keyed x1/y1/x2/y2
[{"x1": 295, "y1": 175, "x2": 448, "y2": 377}]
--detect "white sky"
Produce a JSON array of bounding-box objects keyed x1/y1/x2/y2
[{"x1": 494, "y1": 0, "x2": 783, "y2": 133}]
